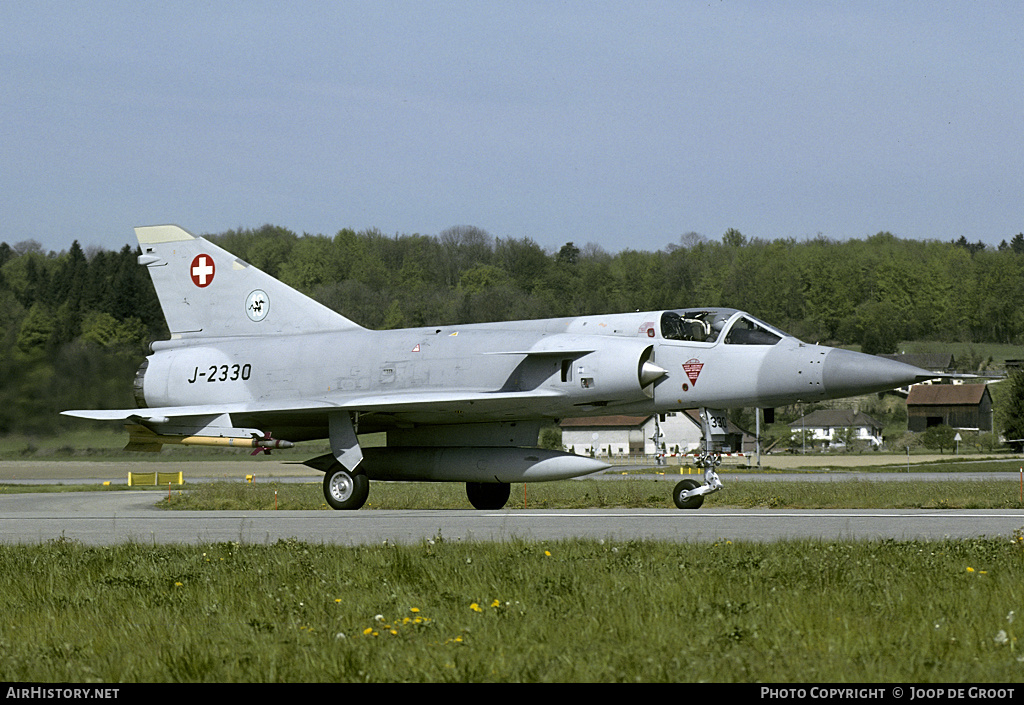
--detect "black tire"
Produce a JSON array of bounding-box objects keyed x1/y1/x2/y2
[
  {"x1": 466, "y1": 482, "x2": 511, "y2": 510},
  {"x1": 323, "y1": 465, "x2": 370, "y2": 510},
  {"x1": 673, "y1": 479, "x2": 704, "y2": 510}
]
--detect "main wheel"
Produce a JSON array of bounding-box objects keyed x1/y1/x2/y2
[
  {"x1": 466, "y1": 482, "x2": 511, "y2": 510},
  {"x1": 323, "y1": 465, "x2": 370, "y2": 510},
  {"x1": 673, "y1": 478, "x2": 704, "y2": 510}
]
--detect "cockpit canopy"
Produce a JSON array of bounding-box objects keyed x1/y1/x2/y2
[{"x1": 660, "y1": 309, "x2": 785, "y2": 345}]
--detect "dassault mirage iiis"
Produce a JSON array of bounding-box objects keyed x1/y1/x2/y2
[{"x1": 63, "y1": 225, "x2": 937, "y2": 510}]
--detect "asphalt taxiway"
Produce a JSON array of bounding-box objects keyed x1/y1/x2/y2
[
  {"x1": 1, "y1": 459, "x2": 1022, "y2": 545},
  {"x1": 1, "y1": 486, "x2": 1022, "y2": 546}
]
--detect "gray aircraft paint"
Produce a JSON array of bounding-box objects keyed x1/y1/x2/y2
[{"x1": 63, "y1": 225, "x2": 937, "y2": 508}]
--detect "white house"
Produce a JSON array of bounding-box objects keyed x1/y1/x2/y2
[
  {"x1": 787, "y1": 410, "x2": 884, "y2": 448},
  {"x1": 560, "y1": 411, "x2": 753, "y2": 457}
]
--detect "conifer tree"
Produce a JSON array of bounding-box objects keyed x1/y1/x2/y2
[{"x1": 1001, "y1": 368, "x2": 1024, "y2": 451}]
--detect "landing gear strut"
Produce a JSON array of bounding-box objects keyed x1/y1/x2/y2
[{"x1": 672, "y1": 407, "x2": 726, "y2": 509}]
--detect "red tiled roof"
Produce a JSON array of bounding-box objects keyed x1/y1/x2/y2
[{"x1": 559, "y1": 415, "x2": 651, "y2": 428}]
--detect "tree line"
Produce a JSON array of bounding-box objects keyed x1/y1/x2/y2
[{"x1": 2, "y1": 225, "x2": 1023, "y2": 434}]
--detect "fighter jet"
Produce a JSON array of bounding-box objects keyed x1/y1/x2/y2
[{"x1": 62, "y1": 225, "x2": 938, "y2": 510}]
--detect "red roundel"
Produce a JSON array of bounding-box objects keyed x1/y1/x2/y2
[{"x1": 190, "y1": 254, "x2": 215, "y2": 288}]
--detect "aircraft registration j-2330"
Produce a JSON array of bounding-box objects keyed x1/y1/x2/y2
[{"x1": 63, "y1": 225, "x2": 939, "y2": 510}]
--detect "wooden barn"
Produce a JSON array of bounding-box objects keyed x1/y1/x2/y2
[{"x1": 906, "y1": 384, "x2": 993, "y2": 432}]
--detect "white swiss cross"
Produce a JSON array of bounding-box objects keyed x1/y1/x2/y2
[{"x1": 190, "y1": 254, "x2": 215, "y2": 288}]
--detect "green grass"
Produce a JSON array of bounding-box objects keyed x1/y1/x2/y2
[
  {"x1": 710, "y1": 480, "x2": 1024, "y2": 509},
  {"x1": 6, "y1": 472, "x2": 1024, "y2": 682},
  {"x1": 895, "y1": 340, "x2": 1022, "y2": 370},
  {"x1": 0, "y1": 429, "x2": 271, "y2": 460},
  {"x1": 0, "y1": 483, "x2": 135, "y2": 495},
  {"x1": 639, "y1": 456, "x2": 1024, "y2": 473},
  {"x1": 2, "y1": 536, "x2": 1024, "y2": 682},
  {"x1": 0, "y1": 430, "x2": 363, "y2": 461},
  {"x1": 160, "y1": 477, "x2": 1024, "y2": 511}
]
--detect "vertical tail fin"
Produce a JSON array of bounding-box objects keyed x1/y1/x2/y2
[{"x1": 135, "y1": 224, "x2": 363, "y2": 339}]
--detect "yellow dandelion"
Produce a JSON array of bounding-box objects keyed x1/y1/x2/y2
[
  {"x1": 334, "y1": 598, "x2": 342, "y2": 603},
  {"x1": 967, "y1": 567, "x2": 975, "y2": 573},
  {"x1": 363, "y1": 627, "x2": 374, "y2": 635},
  {"x1": 470, "y1": 603, "x2": 483, "y2": 612},
  {"x1": 491, "y1": 599, "x2": 501, "y2": 608},
  {"x1": 410, "y1": 607, "x2": 420, "y2": 613},
  {"x1": 544, "y1": 550, "x2": 551, "y2": 557}
]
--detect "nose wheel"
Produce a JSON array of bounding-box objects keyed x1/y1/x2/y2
[
  {"x1": 673, "y1": 479, "x2": 704, "y2": 509},
  {"x1": 672, "y1": 451, "x2": 723, "y2": 510}
]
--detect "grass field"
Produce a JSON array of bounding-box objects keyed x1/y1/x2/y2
[
  {"x1": 2, "y1": 536, "x2": 1024, "y2": 682},
  {"x1": 0, "y1": 429, "x2": 346, "y2": 461},
  {"x1": 156, "y1": 476, "x2": 1024, "y2": 511},
  {"x1": 5, "y1": 448, "x2": 1024, "y2": 682},
  {"x1": 2, "y1": 475, "x2": 1023, "y2": 510}
]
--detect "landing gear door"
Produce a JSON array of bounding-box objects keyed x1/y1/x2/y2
[{"x1": 700, "y1": 408, "x2": 730, "y2": 453}]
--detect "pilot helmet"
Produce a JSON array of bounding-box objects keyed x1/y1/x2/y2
[{"x1": 709, "y1": 313, "x2": 730, "y2": 333}]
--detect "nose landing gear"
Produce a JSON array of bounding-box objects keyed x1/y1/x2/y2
[
  {"x1": 672, "y1": 407, "x2": 727, "y2": 510},
  {"x1": 673, "y1": 451, "x2": 723, "y2": 509}
]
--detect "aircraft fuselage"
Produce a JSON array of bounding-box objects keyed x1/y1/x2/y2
[
  {"x1": 137, "y1": 308, "x2": 927, "y2": 442},
  {"x1": 64, "y1": 225, "x2": 938, "y2": 510}
]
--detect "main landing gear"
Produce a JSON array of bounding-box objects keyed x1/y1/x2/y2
[
  {"x1": 320, "y1": 462, "x2": 513, "y2": 511},
  {"x1": 466, "y1": 482, "x2": 511, "y2": 510},
  {"x1": 323, "y1": 465, "x2": 370, "y2": 510}
]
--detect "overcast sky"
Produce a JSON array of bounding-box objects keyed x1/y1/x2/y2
[{"x1": 3, "y1": 1, "x2": 1022, "y2": 255}]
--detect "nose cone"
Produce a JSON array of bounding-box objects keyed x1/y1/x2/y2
[{"x1": 823, "y1": 349, "x2": 934, "y2": 398}]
